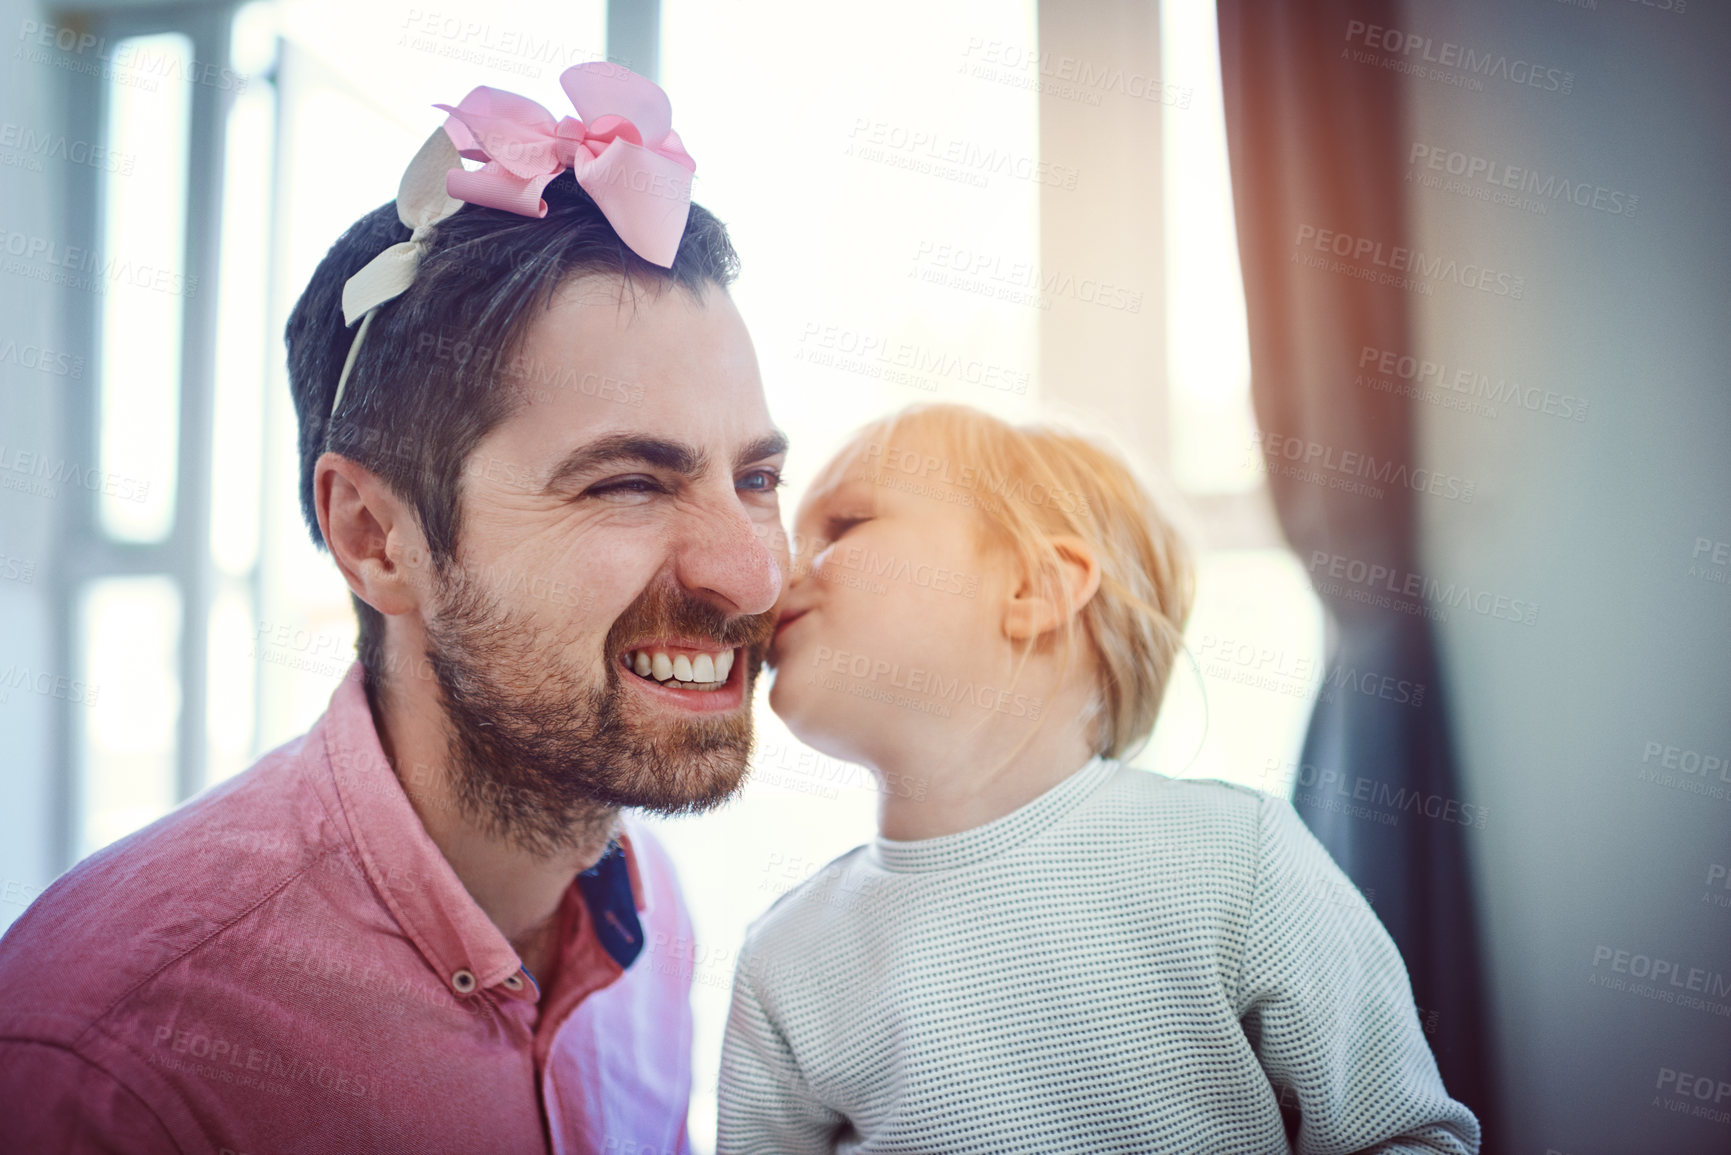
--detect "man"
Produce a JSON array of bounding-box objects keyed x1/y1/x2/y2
[{"x1": 0, "y1": 67, "x2": 786, "y2": 1153}]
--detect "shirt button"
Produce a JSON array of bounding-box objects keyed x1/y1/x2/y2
[
  {"x1": 451, "y1": 968, "x2": 477, "y2": 994},
  {"x1": 502, "y1": 973, "x2": 524, "y2": 991}
]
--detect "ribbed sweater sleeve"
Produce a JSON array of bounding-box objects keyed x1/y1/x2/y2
[
  {"x1": 1232, "y1": 792, "x2": 1481, "y2": 1155},
  {"x1": 718, "y1": 949, "x2": 843, "y2": 1153}
]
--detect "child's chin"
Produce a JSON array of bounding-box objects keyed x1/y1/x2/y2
[{"x1": 768, "y1": 683, "x2": 861, "y2": 767}]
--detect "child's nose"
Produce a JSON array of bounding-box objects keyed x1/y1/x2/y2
[{"x1": 787, "y1": 529, "x2": 827, "y2": 584}]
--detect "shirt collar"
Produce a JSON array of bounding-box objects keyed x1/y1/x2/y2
[{"x1": 307, "y1": 662, "x2": 648, "y2": 1001}]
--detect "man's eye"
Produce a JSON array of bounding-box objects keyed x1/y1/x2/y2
[
  {"x1": 587, "y1": 476, "x2": 665, "y2": 497},
  {"x1": 739, "y1": 468, "x2": 785, "y2": 493}
]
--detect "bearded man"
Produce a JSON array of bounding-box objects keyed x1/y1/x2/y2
[{"x1": 0, "y1": 65, "x2": 782, "y2": 1154}]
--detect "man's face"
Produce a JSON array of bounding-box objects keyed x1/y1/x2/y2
[{"x1": 421, "y1": 276, "x2": 788, "y2": 854}]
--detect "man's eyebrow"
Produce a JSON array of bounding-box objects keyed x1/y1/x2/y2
[
  {"x1": 542, "y1": 435, "x2": 707, "y2": 493},
  {"x1": 735, "y1": 431, "x2": 789, "y2": 470}
]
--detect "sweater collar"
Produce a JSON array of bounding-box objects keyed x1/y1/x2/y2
[{"x1": 870, "y1": 755, "x2": 1118, "y2": 873}]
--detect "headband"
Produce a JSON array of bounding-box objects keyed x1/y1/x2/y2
[{"x1": 328, "y1": 62, "x2": 697, "y2": 418}]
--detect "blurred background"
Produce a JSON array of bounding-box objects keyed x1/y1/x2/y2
[{"x1": 0, "y1": 0, "x2": 1725, "y2": 1151}]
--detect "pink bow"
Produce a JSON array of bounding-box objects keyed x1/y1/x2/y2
[{"x1": 433, "y1": 63, "x2": 696, "y2": 267}]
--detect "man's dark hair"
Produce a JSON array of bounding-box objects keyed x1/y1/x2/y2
[{"x1": 285, "y1": 164, "x2": 740, "y2": 692}]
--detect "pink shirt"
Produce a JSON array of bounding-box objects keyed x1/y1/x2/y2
[{"x1": 0, "y1": 662, "x2": 695, "y2": 1154}]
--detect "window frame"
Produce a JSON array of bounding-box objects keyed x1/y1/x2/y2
[{"x1": 51, "y1": 0, "x2": 241, "y2": 871}]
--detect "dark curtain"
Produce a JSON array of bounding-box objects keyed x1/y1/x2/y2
[{"x1": 1215, "y1": 1, "x2": 1499, "y2": 1145}]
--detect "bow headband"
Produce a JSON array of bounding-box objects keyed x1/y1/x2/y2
[{"x1": 328, "y1": 62, "x2": 697, "y2": 417}]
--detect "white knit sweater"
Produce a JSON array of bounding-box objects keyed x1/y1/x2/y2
[{"x1": 717, "y1": 757, "x2": 1479, "y2": 1154}]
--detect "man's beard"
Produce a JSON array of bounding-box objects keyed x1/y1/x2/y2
[{"x1": 421, "y1": 567, "x2": 774, "y2": 858}]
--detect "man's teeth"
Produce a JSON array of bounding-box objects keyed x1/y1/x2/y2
[{"x1": 627, "y1": 647, "x2": 734, "y2": 689}]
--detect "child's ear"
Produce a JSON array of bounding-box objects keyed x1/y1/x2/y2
[{"x1": 1003, "y1": 536, "x2": 1102, "y2": 640}]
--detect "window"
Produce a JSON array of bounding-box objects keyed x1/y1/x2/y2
[
  {"x1": 1142, "y1": 0, "x2": 1324, "y2": 793},
  {"x1": 49, "y1": 3, "x2": 254, "y2": 870}
]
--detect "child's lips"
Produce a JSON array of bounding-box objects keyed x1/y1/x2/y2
[
  {"x1": 768, "y1": 609, "x2": 808, "y2": 666},
  {"x1": 773, "y1": 609, "x2": 809, "y2": 641}
]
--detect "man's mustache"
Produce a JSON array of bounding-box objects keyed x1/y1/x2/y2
[{"x1": 604, "y1": 581, "x2": 777, "y2": 660}]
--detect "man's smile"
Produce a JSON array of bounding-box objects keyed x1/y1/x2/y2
[{"x1": 616, "y1": 639, "x2": 750, "y2": 712}]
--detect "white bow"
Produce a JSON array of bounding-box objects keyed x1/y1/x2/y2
[{"x1": 329, "y1": 127, "x2": 466, "y2": 417}]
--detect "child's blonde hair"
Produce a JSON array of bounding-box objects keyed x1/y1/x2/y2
[{"x1": 806, "y1": 403, "x2": 1195, "y2": 760}]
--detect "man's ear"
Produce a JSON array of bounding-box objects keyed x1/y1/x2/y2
[
  {"x1": 313, "y1": 451, "x2": 430, "y2": 617},
  {"x1": 1002, "y1": 535, "x2": 1102, "y2": 641}
]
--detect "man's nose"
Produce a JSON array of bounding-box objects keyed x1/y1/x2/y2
[{"x1": 673, "y1": 498, "x2": 784, "y2": 617}]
